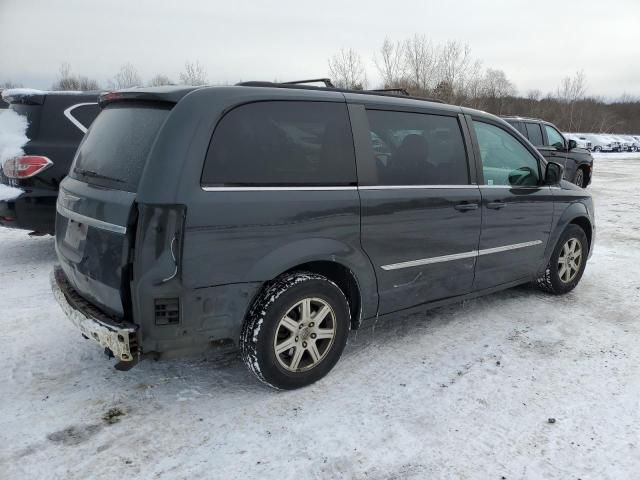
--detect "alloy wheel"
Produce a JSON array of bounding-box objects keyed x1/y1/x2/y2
[
  {"x1": 273, "y1": 297, "x2": 337, "y2": 372},
  {"x1": 558, "y1": 238, "x2": 583, "y2": 283}
]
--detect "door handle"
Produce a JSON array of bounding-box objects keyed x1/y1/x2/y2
[
  {"x1": 454, "y1": 202, "x2": 479, "y2": 212},
  {"x1": 487, "y1": 201, "x2": 507, "y2": 209}
]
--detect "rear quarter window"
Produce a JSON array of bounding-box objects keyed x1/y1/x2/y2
[
  {"x1": 68, "y1": 104, "x2": 100, "y2": 132},
  {"x1": 202, "y1": 101, "x2": 356, "y2": 187},
  {"x1": 69, "y1": 104, "x2": 170, "y2": 192}
]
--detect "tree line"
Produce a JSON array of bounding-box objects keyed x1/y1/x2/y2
[
  {"x1": 329, "y1": 36, "x2": 640, "y2": 134},
  {"x1": 0, "y1": 60, "x2": 209, "y2": 93},
  {"x1": 3, "y1": 39, "x2": 640, "y2": 134}
]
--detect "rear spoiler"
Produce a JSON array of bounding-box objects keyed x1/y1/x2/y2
[{"x1": 99, "y1": 86, "x2": 200, "y2": 108}]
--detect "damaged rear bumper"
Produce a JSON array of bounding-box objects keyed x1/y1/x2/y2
[{"x1": 51, "y1": 266, "x2": 139, "y2": 363}]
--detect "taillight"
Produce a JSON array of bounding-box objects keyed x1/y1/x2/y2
[{"x1": 2, "y1": 155, "x2": 53, "y2": 179}]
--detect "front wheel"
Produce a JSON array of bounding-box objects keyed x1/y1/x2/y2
[
  {"x1": 241, "y1": 272, "x2": 351, "y2": 390},
  {"x1": 574, "y1": 168, "x2": 585, "y2": 188},
  {"x1": 537, "y1": 225, "x2": 589, "y2": 294}
]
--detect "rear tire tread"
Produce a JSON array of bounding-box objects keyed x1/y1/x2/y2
[{"x1": 240, "y1": 271, "x2": 349, "y2": 390}]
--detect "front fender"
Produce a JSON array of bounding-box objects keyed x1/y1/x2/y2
[
  {"x1": 541, "y1": 199, "x2": 594, "y2": 273},
  {"x1": 246, "y1": 237, "x2": 379, "y2": 320}
]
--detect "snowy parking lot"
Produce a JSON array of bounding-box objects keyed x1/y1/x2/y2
[{"x1": 1, "y1": 155, "x2": 639, "y2": 479}]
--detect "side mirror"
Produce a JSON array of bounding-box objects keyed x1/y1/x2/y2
[
  {"x1": 567, "y1": 139, "x2": 578, "y2": 150},
  {"x1": 545, "y1": 161, "x2": 564, "y2": 185}
]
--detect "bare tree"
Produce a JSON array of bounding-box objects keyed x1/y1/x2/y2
[
  {"x1": 480, "y1": 68, "x2": 516, "y2": 114},
  {"x1": 148, "y1": 74, "x2": 173, "y2": 87},
  {"x1": 557, "y1": 70, "x2": 587, "y2": 103},
  {"x1": 556, "y1": 70, "x2": 587, "y2": 131},
  {"x1": 179, "y1": 61, "x2": 208, "y2": 86},
  {"x1": 0, "y1": 81, "x2": 23, "y2": 89},
  {"x1": 328, "y1": 48, "x2": 367, "y2": 89},
  {"x1": 109, "y1": 63, "x2": 142, "y2": 89},
  {"x1": 403, "y1": 34, "x2": 438, "y2": 94},
  {"x1": 436, "y1": 40, "x2": 473, "y2": 101},
  {"x1": 51, "y1": 62, "x2": 100, "y2": 91},
  {"x1": 374, "y1": 37, "x2": 405, "y2": 88}
]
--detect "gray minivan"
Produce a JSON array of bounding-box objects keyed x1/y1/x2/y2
[{"x1": 52, "y1": 83, "x2": 595, "y2": 389}]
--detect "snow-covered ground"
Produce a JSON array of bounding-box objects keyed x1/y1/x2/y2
[{"x1": 1, "y1": 157, "x2": 639, "y2": 480}]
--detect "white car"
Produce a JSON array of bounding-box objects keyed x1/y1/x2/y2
[
  {"x1": 619, "y1": 135, "x2": 639, "y2": 152},
  {"x1": 578, "y1": 134, "x2": 614, "y2": 152},
  {"x1": 564, "y1": 133, "x2": 592, "y2": 151}
]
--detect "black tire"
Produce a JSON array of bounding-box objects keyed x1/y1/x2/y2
[
  {"x1": 574, "y1": 167, "x2": 585, "y2": 188},
  {"x1": 537, "y1": 225, "x2": 589, "y2": 295},
  {"x1": 241, "y1": 272, "x2": 351, "y2": 390},
  {"x1": 594, "y1": 146, "x2": 601, "y2": 152}
]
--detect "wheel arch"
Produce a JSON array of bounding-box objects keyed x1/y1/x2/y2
[
  {"x1": 244, "y1": 238, "x2": 379, "y2": 329},
  {"x1": 542, "y1": 203, "x2": 593, "y2": 274}
]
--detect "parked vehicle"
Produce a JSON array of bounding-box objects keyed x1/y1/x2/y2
[
  {"x1": 608, "y1": 135, "x2": 630, "y2": 151},
  {"x1": 600, "y1": 135, "x2": 622, "y2": 152},
  {"x1": 564, "y1": 133, "x2": 592, "y2": 151},
  {"x1": 575, "y1": 134, "x2": 611, "y2": 153},
  {"x1": 502, "y1": 116, "x2": 593, "y2": 187},
  {"x1": 51, "y1": 83, "x2": 595, "y2": 390},
  {"x1": 618, "y1": 135, "x2": 638, "y2": 152},
  {"x1": 0, "y1": 89, "x2": 100, "y2": 234}
]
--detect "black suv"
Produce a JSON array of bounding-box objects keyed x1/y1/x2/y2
[
  {"x1": 502, "y1": 116, "x2": 593, "y2": 188},
  {"x1": 51, "y1": 84, "x2": 595, "y2": 389},
  {"x1": 0, "y1": 89, "x2": 100, "y2": 234}
]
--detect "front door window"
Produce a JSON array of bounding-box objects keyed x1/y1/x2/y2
[{"x1": 473, "y1": 121, "x2": 541, "y2": 187}]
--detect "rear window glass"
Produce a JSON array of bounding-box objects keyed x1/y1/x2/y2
[
  {"x1": 202, "y1": 101, "x2": 356, "y2": 186},
  {"x1": 70, "y1": 104, "x2": 169, "y2": 192}
]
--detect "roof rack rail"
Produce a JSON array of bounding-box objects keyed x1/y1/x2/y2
[
  {"x1": 235, "y1": 80, "x2": 444, "y2": 104},
  {"x1": 368, "y1": 88, "x2": 410, "y2": 96},
  {"x1": 281, "y1": 78, "x2": 335, "y2": 88}
]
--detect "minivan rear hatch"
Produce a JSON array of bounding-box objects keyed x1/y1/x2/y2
[{"x1": 55, "y1": 102, "x2": 171, "y2": 318}]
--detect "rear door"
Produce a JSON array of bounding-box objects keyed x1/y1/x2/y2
[
  {"x1": 55, "y1": 102, "x2": 171, "y2": 317},
  {"x1": 468, "y1": 117, "x2": 553, "y2": 289},
  {"x1": 352, "y1": 104, "x2": 481, "y2": 314}
]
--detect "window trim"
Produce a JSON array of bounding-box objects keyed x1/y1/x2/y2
[
  {"x1": 466, "y1": 116, "x2": 545, "y2": 188},
  {"x1": 354, "y1": 106, "x2": 474, "y2": 187},
  {"x1": 200, "y1": 100, "x2": 358, "y2": 188}
]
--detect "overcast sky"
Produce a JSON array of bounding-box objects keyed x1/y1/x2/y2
[{"x1": 1, "y1": 0, "x2": 639, "y2": 98}]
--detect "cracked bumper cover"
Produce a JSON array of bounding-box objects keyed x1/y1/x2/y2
[{"x1": 51, "y1": 266, "x2": 139, "y2": 362}]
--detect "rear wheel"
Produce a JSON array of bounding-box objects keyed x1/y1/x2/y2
[
  {"x1": 241, "y1": 272, "x2": 350, "y2": 390},
  {"x1": 594, "y1": 146, "x2": 602, "y2": 152},
  {"x1": 537, "y1": 225, "x2": 589, "y2": 294}
]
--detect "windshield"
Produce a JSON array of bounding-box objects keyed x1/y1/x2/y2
[{"x1": 69, "y1": 103, "x2": 169, "y2": 192}]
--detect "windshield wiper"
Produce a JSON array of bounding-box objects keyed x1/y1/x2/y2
[{"x1": 74, "y1": 167, "x2": 124, "y2": 183}]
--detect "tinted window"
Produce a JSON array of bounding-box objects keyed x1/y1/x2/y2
[
  {"x1": 544, "y1": 124, "x2": 565, "y2": 148},
  {"x1": 506, "y1": 120, "x2": 527, "y2": 137},
  {"x1": 525, "y1": 122, "x2": 544, "y2": 146},
  {"x1": 473, "y1": 121, "x2": 540, "y2": 187},
  {"x1": 70, "y1": 104, "x2": 170, "y2": 192},
  {"x1": 365, "y1": 110, "x2": 469, "y2": 185},
  {"x1": 70, "y1": 104, "x2": 100, "y2": 131},
  {"x1": 202, "y1": 101, "x2": 356, "y2": 186}
]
